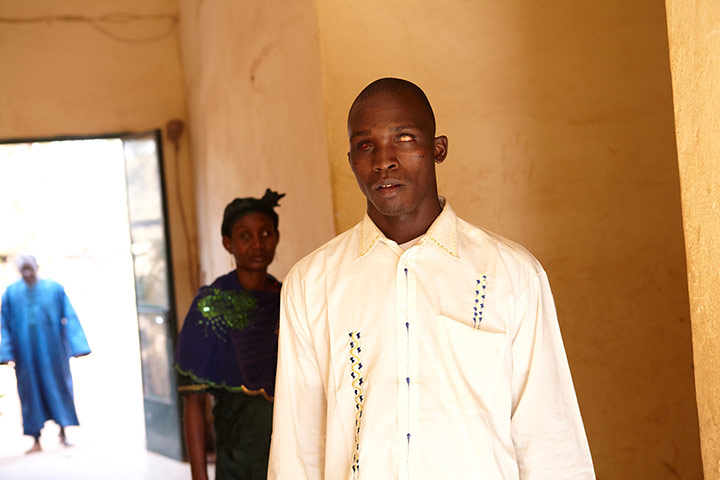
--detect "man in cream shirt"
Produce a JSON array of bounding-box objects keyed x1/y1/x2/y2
[{"x1": 268, "y1": 78, "x2": 595, "y2": 479}]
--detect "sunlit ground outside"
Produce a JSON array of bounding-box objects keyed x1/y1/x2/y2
[{"x1": 0, "y1": 139, "x2": 199, "y2": 479}]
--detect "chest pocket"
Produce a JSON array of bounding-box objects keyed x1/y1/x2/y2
[{"x1": 436, "y1": 314, "x2": 507, "y2": 413}]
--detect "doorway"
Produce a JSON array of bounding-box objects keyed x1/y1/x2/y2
[{"x1": 0, "y1": 136, "x2": 186, "y2": 477}]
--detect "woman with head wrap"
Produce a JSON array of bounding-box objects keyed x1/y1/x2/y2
[{"x1": 175, "y1": 189, "x2": 284, "y2": 480}]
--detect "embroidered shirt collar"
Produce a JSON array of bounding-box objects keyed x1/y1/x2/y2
[{"x1": 357, "y1": 197, "x2": 459, "y2": 258}]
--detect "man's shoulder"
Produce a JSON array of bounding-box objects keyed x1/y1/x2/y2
[
  {"x1": 38, "y1": 278, "x2": 65, "y2": 292},
  {"x1": 455, "y1": 216, "x2": 543, "y2": 275},
  {"x1": 285, "y1": 225, "x2": 359, "y2": 280},
  {"x1": 4, "y1": 279, "x2": 22, "y2": 290},
  {"x1": 44, "y1": 278, "x2": 63, "y2": 287},
  {"x1": 2, "y1": 280, "x2": 21, "y2": 298}
]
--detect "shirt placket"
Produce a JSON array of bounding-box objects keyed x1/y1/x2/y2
[{"x1": 396, "y1": 248, "x2": 418, "y2": 479}]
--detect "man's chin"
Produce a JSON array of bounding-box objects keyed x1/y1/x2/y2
[{"x1": 369, "y1": 200, "x2": 411, "y2": 218}]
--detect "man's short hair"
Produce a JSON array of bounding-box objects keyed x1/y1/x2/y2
[{"x1": 348, "y1": 78, "x2": 436, "y2": 134}]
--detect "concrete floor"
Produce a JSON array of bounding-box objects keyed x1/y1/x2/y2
[
  {"x1": 0, "y1": 422, "x2": 215, "y2": 480},
  {"x1": 0, "y1": 439, "x2": 192, "y2": 480}
]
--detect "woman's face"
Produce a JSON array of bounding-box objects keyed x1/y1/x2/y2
[{"x1": 222, "y1": 212, "x2": 279, "y2": 273}]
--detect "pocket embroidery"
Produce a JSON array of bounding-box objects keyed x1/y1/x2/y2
[{"x1": 473, "y1": 275, "x2": 487, "y2": 328}]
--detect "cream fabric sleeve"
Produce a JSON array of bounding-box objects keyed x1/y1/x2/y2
[
  {"x1": 509, "y1": 265, "x2": 595, "y2": 480},
  {"x1": 268, "y1": 269, "x2": 327, "y2": 480}
]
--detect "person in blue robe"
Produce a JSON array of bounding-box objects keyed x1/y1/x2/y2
[
  {"x1": 0, "y1": 254, "x2": 91, "y2": 453},
  {"x1": 175, "y1": 189, "x2": 284, "y2": 480}
]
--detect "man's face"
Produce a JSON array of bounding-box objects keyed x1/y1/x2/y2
[
  {"x1": 348, "y1": 90, "x2": 447, "y2": 222},
  {"x1": 19, "y1": 260, "x2": 38, "y2": 285}
]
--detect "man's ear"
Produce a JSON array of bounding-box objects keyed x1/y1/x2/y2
[
  {"x1": 434, "y1": 136, "x2": 448, "y2": 164},
  {"x1": 222, "y1": 235, "x2": 232, "y2": 254}
]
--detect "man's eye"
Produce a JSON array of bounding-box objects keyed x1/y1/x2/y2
[
  {"x1": 356, "y1": 142, "x2": 371, "y2": 151},
  {"x1": 397, "y1": 134, "x2": 414, "y2": 142}
]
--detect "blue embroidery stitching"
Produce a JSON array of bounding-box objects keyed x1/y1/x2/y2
[
  {"x1": 473, "y1": 275, "x2": 487, "y2": 328},
  {"x1": 349, "y1": 331, "x2": 365, "y2": 477}
]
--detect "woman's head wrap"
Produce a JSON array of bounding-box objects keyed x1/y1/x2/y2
[{"x1": 221, "y1": 188, "x2": 285, "y2": 237}]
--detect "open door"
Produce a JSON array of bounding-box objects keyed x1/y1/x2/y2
[{"x1": 122, "y1": 131, "x2": 183, "y2": 460}]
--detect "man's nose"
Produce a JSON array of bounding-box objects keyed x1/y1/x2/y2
[{"x1": 372, "y1": 144, "x2": 398, "y2": 171}]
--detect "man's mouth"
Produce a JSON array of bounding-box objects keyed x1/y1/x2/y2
[{"x1": 374, "y1": 179, "x2": 404, "y2": 191}]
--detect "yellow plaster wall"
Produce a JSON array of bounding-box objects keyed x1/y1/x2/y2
[
  {"x1": 3, "y1": 0, "x2": 704, "y2": 475},
  {"x1": 316, "y1": 1, "x2": 701, "y2": 478},
  {"x1": 665, "y1": 1, "x2": 720, "y2": 477},
  {"x1": 0, "y1": 0, "x2": 197, "y2": 318},
  {"x1": 176, "y1": 0, "x2": 334, "y2": 285}
]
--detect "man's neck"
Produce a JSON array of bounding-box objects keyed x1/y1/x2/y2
[{"x1": 368, "y1": 200, "x2": 442, "y2": 244}]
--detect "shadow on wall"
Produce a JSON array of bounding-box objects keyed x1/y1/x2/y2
[{"x1": 512, "y1": 1, "x2": 700, "y2": 479}]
